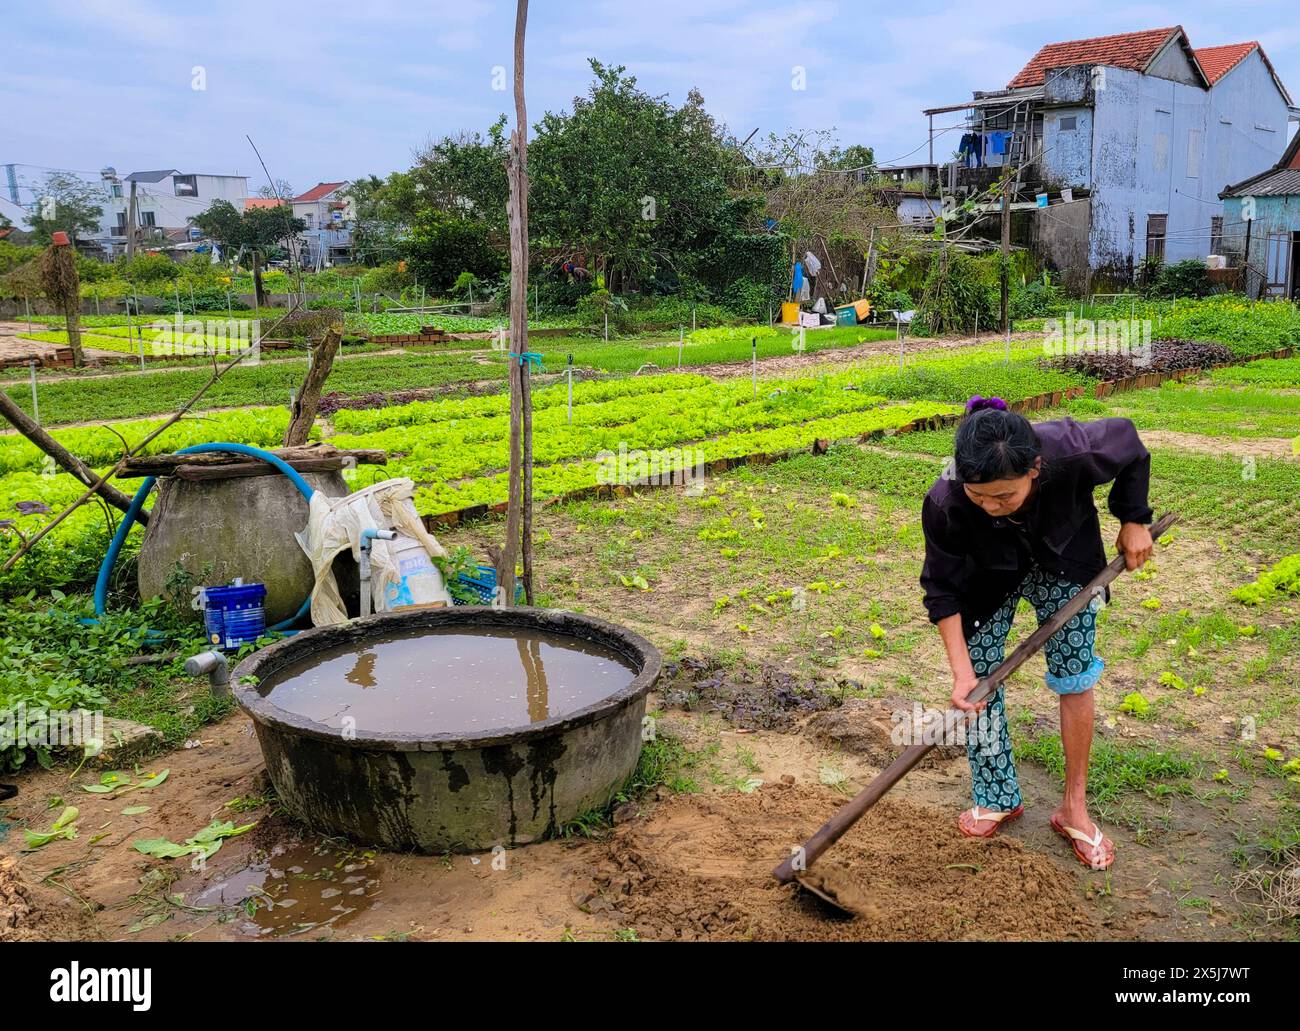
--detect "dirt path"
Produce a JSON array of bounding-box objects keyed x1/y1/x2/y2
[
  {"x1": 0, "y1": 685, "x2": 1261, "y2": 942},
  {"x1": 0, "y1": 321, "x2": 124, "y2": 366},
  {"x1": 1139, "y1": 429, "x2": 1298, "y2": 460}
]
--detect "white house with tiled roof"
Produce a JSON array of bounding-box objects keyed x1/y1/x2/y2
[
  {"x1": 291, "y1": 182, "x2": 354, "y2": 268},
  {"x1": 923, "y1": 26, "x2": 1299, "y2": 287}
]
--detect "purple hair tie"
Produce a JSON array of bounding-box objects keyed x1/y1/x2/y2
[{"x1": 965, "y1": 395, "x2": 1008, "y2": 414}]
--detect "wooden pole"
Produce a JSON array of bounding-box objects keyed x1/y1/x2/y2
[
  {"x1": 28, "y1": 362, "x2": 39, "y2": 426},
  {"x1": 283, "y1": 325, "x2": 341, "y2": 446},
  {"x1": 1242, "y1": 218, "x2": 1254, "y2": 299},
  {"x1": 126, "y1": 179, "x2": 137, "y2": 260},
  {"x1": 496, "y1": 0, "x2": 532, "y2": 606},
  {"x1": 999, "y1": 177, "x2": 1011, "y2": 335}
]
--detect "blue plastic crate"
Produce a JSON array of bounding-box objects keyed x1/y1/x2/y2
[{"x1": 454, "y1": 565, "x2": 524, "y2": 605}]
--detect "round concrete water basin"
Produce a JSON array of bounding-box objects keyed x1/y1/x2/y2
[{"x1": 232, "y1": 606, "x2": 660, "y2": 852}]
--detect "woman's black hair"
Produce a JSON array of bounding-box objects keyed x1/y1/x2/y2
[{"x1": 953, "y1": 400, "x2": 1042, "y2": 483}]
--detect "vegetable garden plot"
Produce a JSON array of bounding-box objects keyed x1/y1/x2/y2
[{"x1": 331, "y1": 370, "x2": 959, "y2": 514}]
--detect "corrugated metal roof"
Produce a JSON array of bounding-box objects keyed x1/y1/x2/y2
[
  {"x1": 125, "y1": 169, "x2": 179, "y2": 183},
  {"x1": 1222, "y1": 168, "x2": 1300, "y2": 197}
]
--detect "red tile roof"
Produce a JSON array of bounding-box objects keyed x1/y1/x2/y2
[
  {"x1": 293, "y1": 182, "x2": 347, "y2": 203},
  {"x1": 1007, "y1": 26, "x2": 1183, "y2": 89},
  {"x1": 1195, "y1": 43, "x2": 1258, "y2": 84},
  {"x1": 244, "y1": 197, "x2": 288, "y2": 210},
  {"x1": 1285, "y1": 132, "x2": 1300, "y2": 171}
]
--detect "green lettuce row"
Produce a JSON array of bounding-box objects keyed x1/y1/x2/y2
[
  {"x1": 0, "y1": 409, "x2": 303, "y2": 477},
  {"x1": 1232, "y1": 553, "x2": 1300, "y2": 606},
  {"x1": 403, "y1": 400, "x2": 959, "y2": 515},
  {"x1": 338, "y1": 383, "x2": 897, "y2": 484},
  {"x1": 330, "y1": 371, "x2": 714, "y2": 432}
]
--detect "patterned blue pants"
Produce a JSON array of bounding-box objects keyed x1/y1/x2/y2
[{"x1": 964, "y1": 565, "x2": 1104, "y2": 811}]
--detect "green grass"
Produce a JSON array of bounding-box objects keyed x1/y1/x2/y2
[
  {"x1": 1014, "y1": 733, "x2": 1200, "y2": 806},
  {"x1": 1065, "y1": 381, "x2": 1300, "y2": 439},
  {"x1": 3, "y1": 352, "x2": 500, "y2": 425}
]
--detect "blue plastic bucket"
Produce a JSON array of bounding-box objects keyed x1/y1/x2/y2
[{"x1": 203, "y1": 583, "x2": 268, "y2": 649}]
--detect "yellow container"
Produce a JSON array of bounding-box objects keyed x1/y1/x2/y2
[{"x1": 780, "y1": 302, "x2": 800, "y2": 324}]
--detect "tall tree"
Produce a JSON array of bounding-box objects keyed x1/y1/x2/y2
[
  {"x1": 189, "y1": 201, "x2": 304, "y2": 307},
  {"x1": 529, "y1": 61, "x2": 741, "y2": 293},
  {"x1": 258, "y1": 179, "x2": 296, "y2": 200},
  {"x1": 25, "y1": 172, "x2": 104, "y2": 246}
]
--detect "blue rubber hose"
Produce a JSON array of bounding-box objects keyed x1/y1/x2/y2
[{"x1": 93, "y1": 443, "x2": 317, "y2": 632}]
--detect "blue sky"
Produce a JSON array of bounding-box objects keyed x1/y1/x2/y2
[{"x1": 3, "y1": 0, "x2": 1298, "y2": 199}]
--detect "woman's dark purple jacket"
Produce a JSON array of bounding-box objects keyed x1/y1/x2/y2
[{"x1": 920, "y1": 417, "x2": 1153, "y2": 639}]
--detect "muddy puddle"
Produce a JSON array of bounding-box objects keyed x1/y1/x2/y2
[
  {"x1": 257, "y1": 627, "x2": 637, "y2": 734},
  {"x1": 190, "y1": 840, "x2": 382, "y2": 938}
]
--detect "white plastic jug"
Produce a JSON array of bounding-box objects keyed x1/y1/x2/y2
[{"x1": 381, "y1": 534, "x2": 452, "y2": 610}]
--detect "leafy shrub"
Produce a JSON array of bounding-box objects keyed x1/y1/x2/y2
[
  {"x1": 627, "y1": 296, "x2": 732, "y2": 329},
  {"x1": 577, "y1": 288, "x2": 632, "y2": 333},
  {"x1": 359, "y1": 261, "x2": 412, "y2": 294},
  {"x1": 916, "y1": 252, "x2": 997, "y2": 334},
  {"x1": 75, "y1": 255, "x2": 115, "y2": 282},
  {"x1": 1147, "y1": 259, "x2": 1214, "y2": 299},
  {"x1": 115, "y1": 253, "x2": 182, "y2": 284},
  {"x1": 402, "y1": 212, "x2": 503, "y2": 290},
  {"x1": 866, "y1": 286, "x2": 913, "y2": 316},
  {"x1": 1011, "y1": 278, "x2": 1068, "y2": 318},
  {"x1": 159, "y1": 286, "x2": 251, "y2": 313},
  {"x1": 719, "y1": 278, "x2": 779, "y2": 321}
]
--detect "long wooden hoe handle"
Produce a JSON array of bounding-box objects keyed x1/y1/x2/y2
[{"x1": 772, "y1": 511, "x2": 1179, "y2": 884}]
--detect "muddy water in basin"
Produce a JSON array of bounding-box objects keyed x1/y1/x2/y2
[{"x1": 256, "y1": 626, "x2": 638, "y2": 735}]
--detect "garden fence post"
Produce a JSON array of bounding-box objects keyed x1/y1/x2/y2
[
  {"x1": 678, "y1": 327, "x2": 684, "y2": 369},
  {"x1": 604, "y1": 311, "x2": 608, "y2": 342},
  {"x1": 28, "y1": 361, "x2": 39, "y2": 426},
  {"x1": 94, "y1": 288, "x2": 100, "y2": 316},
  {"x1": 23, "y1": 294, "x2": 32, "y2": 334},
  {"x1": 567, "y1": 353, "x2": 574, "y2": 425},
  {"x1": 752, "y1": 337, "x2": 758, "y2": 398}
]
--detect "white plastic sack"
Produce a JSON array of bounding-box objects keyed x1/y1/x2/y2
[
  {"x1": 296, "y1": 477, "x2": 452, "y2": 626},
  {"x1": 803, "y1": 250, "x2": 822, "y2": 277}
]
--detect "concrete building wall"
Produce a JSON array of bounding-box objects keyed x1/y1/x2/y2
[
  {"x1": 98, "y1": 173, "x2": 250, "y2": 242},
  {"x1": 1146, "y1": 40, "x2": 1203, "y2": 86},
  {"x1": 1089, "y1": 61, "x2": 1289, "y2": 279},
  {"x1": 896, "y1": 195, "x2": 941, "y2": 225},
  {"x1": 1041, "y1": 105, "x2": 1094, "y2": 188},
  {"x1": 1032, "y1": 196, "x2": 1092, "y2": 294}
]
